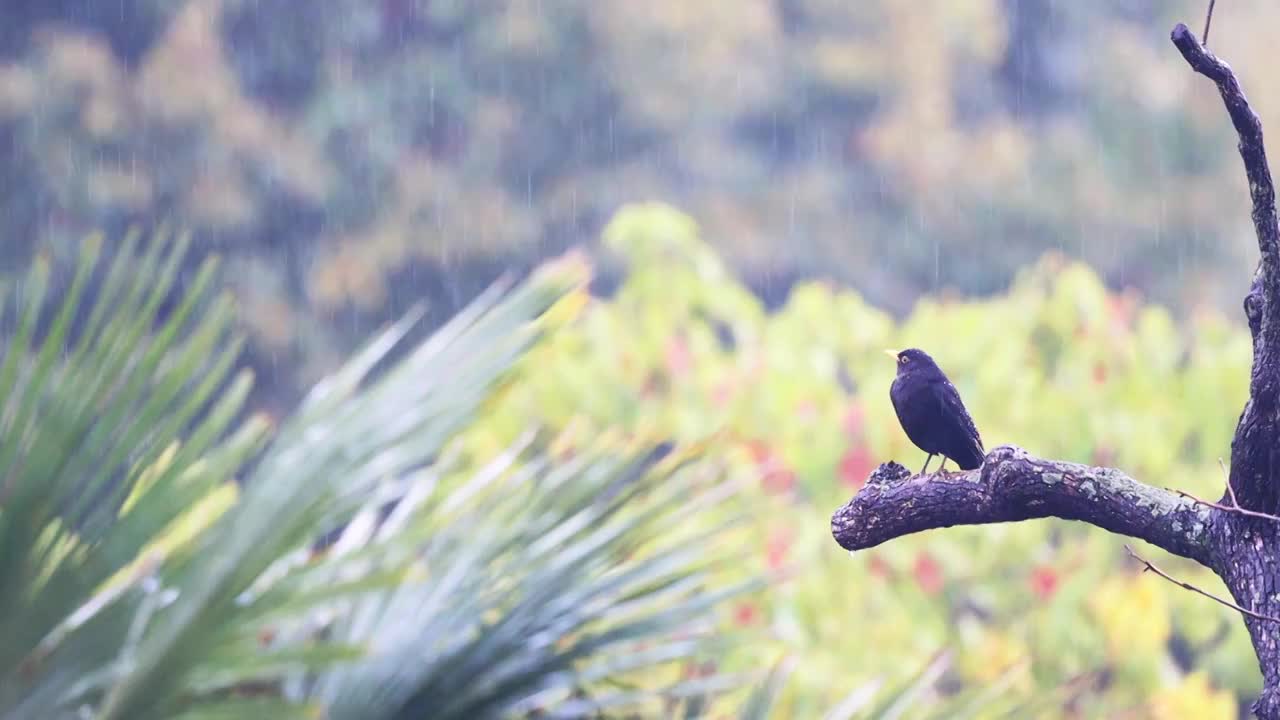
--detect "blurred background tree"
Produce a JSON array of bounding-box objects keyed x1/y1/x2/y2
[{"x1": 0, "y1": 0, "x2": 1274, "y2": 415}]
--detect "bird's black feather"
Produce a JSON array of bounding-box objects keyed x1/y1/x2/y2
[{"x1": 889, "y1": 348, "x2": 985, "y2": 472}]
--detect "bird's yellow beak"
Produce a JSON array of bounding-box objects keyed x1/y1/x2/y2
[{"x1": 883, "y1": 349, "x2": 900, "y2": 360}]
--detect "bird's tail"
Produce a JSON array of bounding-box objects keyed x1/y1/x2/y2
[{"x1": 957, "y1": 440, "x2": 986, "y2": 471}]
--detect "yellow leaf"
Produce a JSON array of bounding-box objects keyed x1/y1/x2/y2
[
  {"x1": 961, "y1": 630, "x2": 1026, "y2": 684},
  {"x1": 540, "y1": 285, "x2": 591, "y2": 331},
  {"x1": 98, "y1": 482, "x2": 239, "y2": 594},
  {"x1": 1149, "y1": 672, "x2": 1235, "y2": 720},
  {"x1": 119, "y1": 441, "x2": 181, "y2": 516},
  {"x1": 1090, "y1": 571, "x2": 1170, "y2": 661},
  {"x1": 33, "y1": 518, "x2": 86, "y2": 589}
]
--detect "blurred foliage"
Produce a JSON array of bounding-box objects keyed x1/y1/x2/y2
[
  {"x1": 0, "y1": 0, "x2": 1276, "y2": 413},
  {"x1": 0, "y1": 234, "x2": 761, "y2": 718},
  {"x1": 471, "y1": 203, "x2": 1259, "y2": 718}
]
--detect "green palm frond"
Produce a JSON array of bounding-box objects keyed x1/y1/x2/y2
[
  {"x1": 0, "y1": 231, "x2": 255, "y2": 712},
  {"x1": 0, "y1": 238, "x2": 754, "y2": 719},
  {"x1": 738, "y1": 658, "x2": 796, "y2": 720},
  {"x1": 304, "y1": 437, "x2": 756, "y2": 720}
]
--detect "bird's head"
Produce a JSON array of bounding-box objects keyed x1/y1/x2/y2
[{"x1": 884, "y1": 347, "x2": 944, "y2": 378}]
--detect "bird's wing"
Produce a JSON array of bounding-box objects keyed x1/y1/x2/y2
[{"x1": 933, "y1": 380, "x2": 984, "y2": 453}]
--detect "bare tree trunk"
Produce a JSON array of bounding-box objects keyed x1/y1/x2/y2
[{"x1": 831, "y1": 22, "x2": 1280, "y2": 718}]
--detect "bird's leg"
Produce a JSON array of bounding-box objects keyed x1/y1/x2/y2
[
  {"x1": 919, "y1": 454, "x2": 934, "y2": 475},
  {"x1": 937, "y1": 457, "x2": 948, "y2": 474}
]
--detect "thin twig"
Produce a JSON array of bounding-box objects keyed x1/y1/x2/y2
[
  {"x1": 1172, "y1": 459, "x2": 1280, "y2": 523},
  {"x1": 1124, "y1": 545, "x2": 1280, "y2": 624},
  {"x1": 1219, "y1": 457, "x2": 1245, "y2": 510},
  {"x1": 1203, "y1": 0, "x2": 1217, "y2": 45},
  {"x1": 1175, "y1": 488, "x2": 1244, "y2": 514},
  {"x1": 1174, "y1": 488, "x2": 1280, "y2": 523}
]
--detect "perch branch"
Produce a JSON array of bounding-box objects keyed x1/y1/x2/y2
[
  {"x1": 832, "y1": 446, "x2": 1214, "y2": 566},
  {"x1": 1124, "y1": 545, "x2": 1280, "y2": 624}
]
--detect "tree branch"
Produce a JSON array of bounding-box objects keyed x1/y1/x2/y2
[
  {"x1": 1170, "y1": 26, "x2": 1278, "y2": 306},
  {"x1": 1172, "y1": 23, "x2": 1280, "y2": 514},
  {"x1": 1172, "y1": 23, "x2": 1279, "y2": 332},
  {"x1": 831, "y1": 446, "x2": 1215, "y2": 566}
]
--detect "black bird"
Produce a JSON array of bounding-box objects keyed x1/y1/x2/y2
[{"x1": 886, "y1": 348, "x2": 985, "y2": 474}]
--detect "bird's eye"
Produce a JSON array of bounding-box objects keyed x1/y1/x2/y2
[{"x1": 899, "y1": 356, "x2": 908, "y2": 364}]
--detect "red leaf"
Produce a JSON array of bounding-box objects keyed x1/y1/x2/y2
[
  {"x1": 745, "y1": 440, "x2": 771, "y2": 463},
  {"x1": 758, "y1": 450, "x2": 796, "y2": 494},
  {"x1": 762, "y1": 467, "x2": 795, "y2": 494},
  {"x1": 839, "y1": 444, "x2": 874, "y2": 489},
  {"x1": 1107, "y1": 290, "x2": 1140, "y2": 329},
  {"x1": 913, "y1": 551, "x2": 944, "y2": 596},
  {"x1": 733, "y1": 602, "x2": 760, "y2": 626},
  {"x1": 1030, "y1": 565, "x2": 1059, "y2": 601},
  {"x1": 766, "y1": 528, "x2": 792, "y2": 571},
  {"x1": 843, "y1": 402, "x2": 865, "y2": 438},
  {"x1": 867, "y1": 552, "x2": 893, "y2": 581}
]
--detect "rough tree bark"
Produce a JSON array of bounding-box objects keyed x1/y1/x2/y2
[{"x1": 831, "y1": 22, "x2": 1280, "y2": 718}]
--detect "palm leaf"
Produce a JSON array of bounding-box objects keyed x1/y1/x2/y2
[
  {"x1": 304, "y1": 439, "x2": 757, "y2": 720},
  {"x1": 0, "y1": 239, "x2": 752, "y2": 720},
  {"x1": 0, "y1": 233, "x2": 254, "y2": 716},
  {"x1": 83, "y1": 259, "x2": 584, "y2": 720}
]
